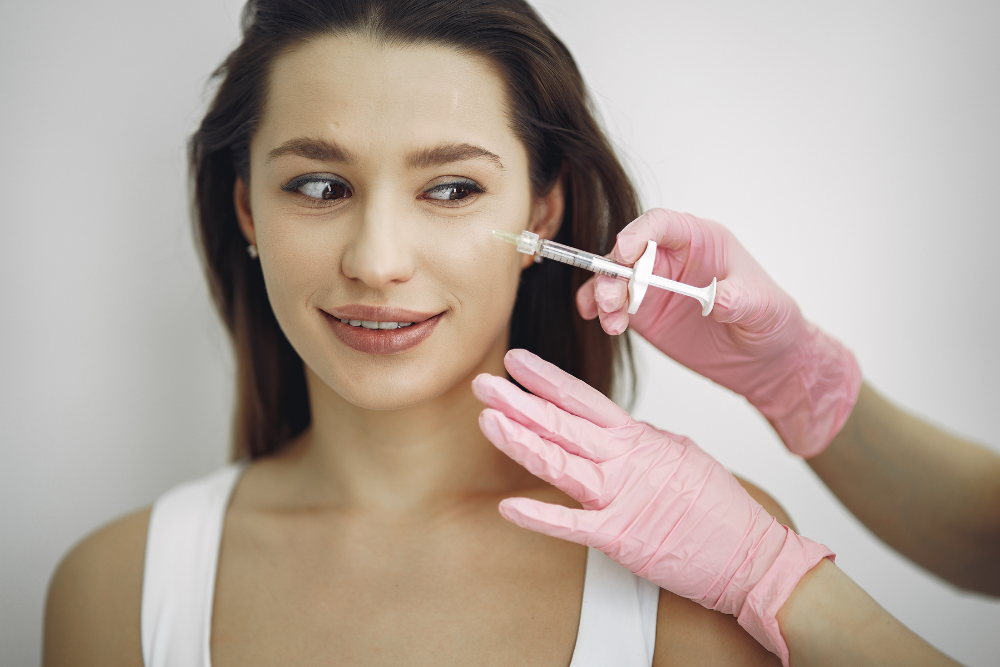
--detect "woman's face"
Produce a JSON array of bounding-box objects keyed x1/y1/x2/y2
[{"x1": 237, "y1": 35, "x2": 559, "y2": 410}]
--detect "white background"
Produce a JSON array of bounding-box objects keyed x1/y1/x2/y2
[{"x1": 2, "y1": 1, "x2": 998, "y2": 664}]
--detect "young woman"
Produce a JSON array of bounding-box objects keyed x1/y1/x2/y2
[{"x1": 42, "y1": 1, "x2": 816, "y2": 665}]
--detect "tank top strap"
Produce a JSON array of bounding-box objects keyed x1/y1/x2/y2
[
  {"x1": 141, "y1": 463, "x2": 245, "y2": 667},
  {"x1": 141, "y1": 468, "x2": 657, "y2": 666},
  {"x1": 569, "y1": 547, "x2": 660, "y2": 667}
]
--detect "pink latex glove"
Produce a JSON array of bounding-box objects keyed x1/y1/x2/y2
[
  {"x1": 472, "y1": 349, "x2": 834, "y2": 666},
  {"x1": 577, "y1": 208, "x2": 861, "y2": 458}
]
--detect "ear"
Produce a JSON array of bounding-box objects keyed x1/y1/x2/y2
[
  {"x1": 234, "y1": 176, "x2": 257, "y2": 248},
  {"x1": 521, "y1": 176, "x2": 565, "y2": 270}
]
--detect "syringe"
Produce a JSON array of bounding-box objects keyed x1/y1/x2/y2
[{"x1": 491, "y1": 229, "x2": 717, "y2": 316}]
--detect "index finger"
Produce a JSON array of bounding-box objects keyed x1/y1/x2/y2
[
  {"x1": 503, "y1": 349, "x2": 631, "y2": 429},
  {"x1": 612, "y1": 208, "x2": 694, "y2": 264},
  {"x1": 473, "y1": 372, "x2": 631, "y2": 462}
]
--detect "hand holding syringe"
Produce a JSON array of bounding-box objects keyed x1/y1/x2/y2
[{"x1": 489, "y1": 228, "x2": 717, "y2": 316}]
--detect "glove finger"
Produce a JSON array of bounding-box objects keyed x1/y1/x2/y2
[
  {"x1": 473, "y1": 374, "x2": 631, "y2": 462},
  {"x1": 592, "y1": 275, "x2": 631, "y2": 334},
  {"x1": 712, "y1": 277, "x2": 784, "y2": 334},
  {"x1": 612, "y1": 208, "x2": 694, "y2": 264},
  {"x1": 498, "y1": 496, "x2": 598, "y2": 547},
  {"x1": 594, "y1": 275, "x2": 628, "y2": 314},
  {"x1": 576, "y1": 277, "x2": 599, "y2": 320},
  {"x1": 479, "y1": 409, "x2": 605, "y2": 504},
  {"x1": 599, "y1": 309, "x2": 630, "y2": 336},
  {"x1": 504, "y1": 349, "x2": 632, "y2": 429}
]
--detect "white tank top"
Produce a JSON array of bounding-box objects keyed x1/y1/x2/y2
[{"x1": 141, "y1": 464, "x2": 659, "y2": 667}]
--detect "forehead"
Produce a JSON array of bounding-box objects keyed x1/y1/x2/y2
[{"x1": 258, "y1": 34, "x2": 518, "y2": 158}]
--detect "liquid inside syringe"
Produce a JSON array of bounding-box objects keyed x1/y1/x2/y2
[
  {"x1": 491, "y1": 229, "x2": 634, "y2": 280},
  {"x1": 489, "y1": 229, "x2": 717, "y2": 316}
]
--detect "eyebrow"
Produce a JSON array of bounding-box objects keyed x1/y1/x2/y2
[
  {"x1": 266, "y1": 137, "x2": 358, "y2": 165},
  {"x1": 406, "y1": 143, "x2": 505, "y2": 171},
  {"x1": 266, "y1": 137, "x2": 505, "y2": 171}
]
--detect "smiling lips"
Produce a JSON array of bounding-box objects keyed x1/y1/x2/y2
[{"x1": 323, "y1": 306, "x2": 443, "y2": 355}]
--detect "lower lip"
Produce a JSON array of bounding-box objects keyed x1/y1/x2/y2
[{"x1": 323, "y1": 312, "x2": 444, "y2": 355}]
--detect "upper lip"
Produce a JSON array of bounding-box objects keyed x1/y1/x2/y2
[{"x1": 325, "y1": 305, "x2": 441, "y2": 323}]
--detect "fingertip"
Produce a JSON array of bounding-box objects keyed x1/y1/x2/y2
[
  {"x1": 503, "y1": 349, "x2": 547, "y2": 395},
  {"x1": 478, "y1": 407, "x2": 509, "y2": 440},
  {"x1": 472, "y1": 372, "x2": 511, "y2": 404},
  {"x1": 709, "y1": 279, "x2": 740, "y2": 324},
  {"x1": 503, "y1": 348, "x2": 529, "y2": 373},
  {"x1": 504, "y1": 348, "x2": 549, "y2": 380},
  {"x1": 600, "y1": 310, "x2": 630, "y2": 336},
  {"x1": 497, "y1": 497, "x2": 524, "y2": 525},
  {"x1": 613, "y1": 230, "x2": 644, "y2": 264},
  {"x1": 471, "y1": 372, "x2": 492, "y2": 394},
  {"x1": 594, "y1": 278, "x2": 627, "y2": 313},
  {"x1": 615, "y1": 208, "x2": 667, "y2": 261},
  {"x1": 617, "y1": 207, "x2": 695, "y2": 259},
  {"x1": 498, "y1": 496, "x2": 539, "y2": 525}
]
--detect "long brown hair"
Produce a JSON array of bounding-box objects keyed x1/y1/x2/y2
[{"x1": 190, "y1": 0, "x2": 640, "y2": 460}]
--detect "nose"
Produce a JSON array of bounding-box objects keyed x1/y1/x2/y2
[{"x1": 340, "y1": 197, "x2": 416, "y2": 289}]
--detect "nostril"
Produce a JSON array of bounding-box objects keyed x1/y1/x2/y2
[{"x1": 341, "y1": 250, "x2": 415, "y2": 287}]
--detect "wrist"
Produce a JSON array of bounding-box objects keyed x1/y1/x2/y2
[
  {"x1": 750, "y1": 323, "x2": 862, "y2": 458},
  {"x1": 736, "y1": 528, "x2": 835, "y2": 666}
]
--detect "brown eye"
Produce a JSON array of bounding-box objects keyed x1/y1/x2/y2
[
  {"x1": 301, "y1": 180, "x2": 351, "y2": 200},
  {"x1": 427, "y1": 185, "x2": 472, "y2": 200},
  {"x1": 281, "y1": 175, "x2": 353, "y2": 200},
  {"x1": 423, "y1": 180, "x2": 485, "y2": 202}
]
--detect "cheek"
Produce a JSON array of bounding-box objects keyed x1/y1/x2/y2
[
  {"x1": 255, "y1": 215, "x2": 343, "y2": 342},
  {"x1": 425, "y1": 235, "x2": 523, "y2": 327}
]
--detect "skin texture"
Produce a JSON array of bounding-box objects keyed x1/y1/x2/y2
[
  {"x1": 43, "y1": 36, "x2": 789, "y2": 666},
  {"x1": 43, "y1": 508, "x2": 148, "y2": 667},
  {"x1": 43, "y1": 483, "x2": 786, "y2": 667},
  {"x1": 778, "y1": 559, "x2": 960, "y2": 667},
  {"x1": 809, "y1": 382, "x2": 1000, "y2": 595}
]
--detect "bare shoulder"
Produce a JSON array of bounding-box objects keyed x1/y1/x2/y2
[
  {"x1": 734, "y1": 475, "x2": 796, "y2": 530},
  {"x1": 652, "y1": 588, "x2": 781, "y2": 666},
  {"x1": 650, "y1": 477, "x2": 792, "y2": 666},
  {"x1": 43, "y1": 507, "x2": 150, "y2": 667}
]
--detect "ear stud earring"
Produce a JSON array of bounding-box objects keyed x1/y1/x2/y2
[{"x1": 246, "y1": 244, "x2": 259, "y2": 259}]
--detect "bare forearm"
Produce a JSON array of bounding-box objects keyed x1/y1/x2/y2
[
  {"x1": 807, "y1": 382, "x2": 1000, "y2": 594},
  {"x1": 777, "y1": 559, "x2": 959, "y2": 667}
]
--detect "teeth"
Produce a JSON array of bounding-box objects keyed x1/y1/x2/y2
[{"x1": 339, "y1": 319, "x2": 415, "y2": 329}]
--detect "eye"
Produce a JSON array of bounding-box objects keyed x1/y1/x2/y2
[
  {"x1": 421, "y1": 179, "x2": 485, "y2": 206},
  {"x1": 281, "y1": 174, "x2": 353, "y2": 201}
]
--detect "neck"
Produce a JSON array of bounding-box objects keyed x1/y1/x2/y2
[{"x1": 289, "y1": 335, "x2": 529, "y2": 512}]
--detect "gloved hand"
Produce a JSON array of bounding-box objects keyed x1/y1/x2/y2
[
  {"x1": 577, "y1": 208, "x2": 861, "y2": 458},
  {"x1": 472, "y1": 349, "x2": 834, "y2": 666}
]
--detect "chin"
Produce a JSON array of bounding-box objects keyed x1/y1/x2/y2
[{"x1": 327, "y1": 368, "x2": 457, "y2": 411}]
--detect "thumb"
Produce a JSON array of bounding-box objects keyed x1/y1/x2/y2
[
  {"x1": 613, "y1": 208, "x2": 694, "y2": 263},
  {"x1": 712, "y1": 278, "x2": 790, "y2": 334},
  {"x1": 498, "y1": 497, "x2": 596, "y2": 547},
  {"x1": 711, "y1": 278, "x2": 751, "y2": 324},
  {"x1": 711, "y1": 279, "x2": 770, "y2": 331}
]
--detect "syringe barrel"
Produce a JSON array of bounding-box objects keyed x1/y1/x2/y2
[{"x1": 537, "y1": 239, "x2": 633, "y2": 279}]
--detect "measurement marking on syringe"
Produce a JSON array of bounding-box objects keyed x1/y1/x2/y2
[{"x1": 483, "y1": 225, "x2": 716, "y2": 316}]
